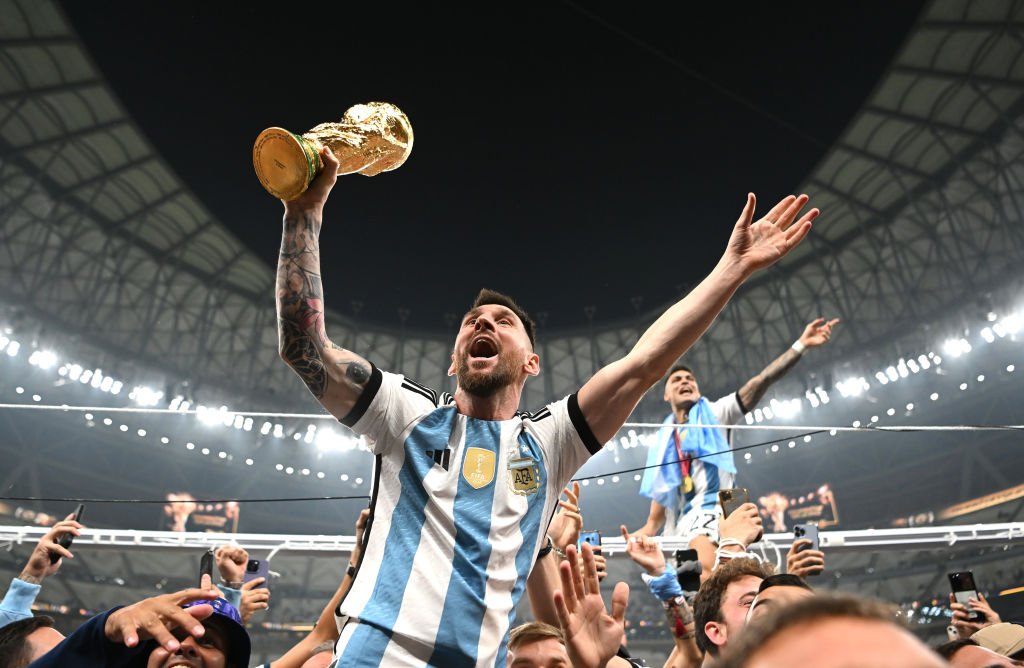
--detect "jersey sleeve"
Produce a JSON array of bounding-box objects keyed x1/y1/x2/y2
[
  {"x1": 338, "y1": 365, "x2": 442, "y2": 455},
  {"x1": 709, "y1": 392, "x2": 745, "y2": 426},
  {"x1": 525, "y1": 393, "x2": 603, "y2": 489}
]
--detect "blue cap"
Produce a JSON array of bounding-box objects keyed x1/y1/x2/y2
[{"x1": 182, "y1": 597, "x2": 251, "y2": 667}]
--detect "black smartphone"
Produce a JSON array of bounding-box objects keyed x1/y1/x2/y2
[
  {"x1": 674, "y1": 548, "x2": 702, "y2": 593},
  {"x1": 793, "y1": 524, "x2": 820, "y2": 552},
  {"x1": 244, "y1": 558, "x2": 270, "y2": 590},
  {"x1": 948, "y1": 571, "x2": 981, "y2": 620},
  {"x1": 50, "y1": 503, "x2": 85, "y2": 564},
  {"x1": 579, "y1": 529, "x2": 602, "y2": 554},
  {"x1": 199, "y1": 549, "x2": 214, "y2": 587},
  {"x1": 719, "y1": 488, "x2": 749, "y2": 519}
]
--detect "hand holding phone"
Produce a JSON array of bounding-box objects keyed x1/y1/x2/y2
[
  {"x1": 719, "y1": 488, "x2": 749, "y2": 519},
  {"x1": 948, "y1": 571, "x2": 981, "y2": 621},
  {"x1": 244, "y1": 559, "x2": 270, "y2": 590},
  {"x1": 793, "y1": 524, "x2": 820, "y2": 552},
  {"x1": 579, "y1": 529, "x2": 602, "y2": 555},
  {"x1": 49, "y1": 503, "x2": 85, "y2": 565}
]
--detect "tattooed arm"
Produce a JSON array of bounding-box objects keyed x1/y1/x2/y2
[
  {"x1": 276, "y1": 147, "x2": 373, "y2": 418},
  {"x1": 737, "y1": 317, "x2": 839, "y2": 410}
]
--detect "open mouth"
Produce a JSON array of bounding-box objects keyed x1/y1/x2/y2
[{"x1": 469, "y1": 337, "x2": 498, "y2": 359}]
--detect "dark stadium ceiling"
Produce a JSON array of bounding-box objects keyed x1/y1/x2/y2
[{"x1": 2, "y1": 0, "x2": 1024, "y2": 411}]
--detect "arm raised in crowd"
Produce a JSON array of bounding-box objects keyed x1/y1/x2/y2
[
  {"x1": 1, "y1": 514, "x2": 82, "y2": 629},
  {"x1": 276, "y1": 146, "x2": 374, "y2": 420},
  {"x1": 737, "y1": 317, "x2": 839, "y2": 410},
  {"x1": 578, "y1": 194, "x2": 817, "y2": 443}
]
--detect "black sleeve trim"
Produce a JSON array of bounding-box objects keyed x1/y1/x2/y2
[
  {"x1": 568, "y1": 393, "x2": 603, "y2": 455},
  {"x1": 734, "y1": 390, "x2": 749, "y2": 415},
  {"x1": 339, "y1": 364, "x2": 383, "y2": 427}
]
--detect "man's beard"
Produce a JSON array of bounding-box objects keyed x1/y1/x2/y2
[{"x1": 457, "y1": 352, "x2": 519, "y2": 397}]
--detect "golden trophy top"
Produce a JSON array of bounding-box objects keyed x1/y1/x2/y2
[{"x1": 253, "y1": 102, "x2": 413, "y2": 201}]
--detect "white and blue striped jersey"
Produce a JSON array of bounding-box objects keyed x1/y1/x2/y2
[
  {"x1": 334, "y1": 366, "x2": 600, "y2": 667},
  {"x1": 664, "y1": 392, "x2": 744, "y2": 535}
]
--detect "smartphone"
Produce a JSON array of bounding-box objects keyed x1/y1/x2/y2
[
  {"x1": 579, "y1": 529, "x2": 602, "y2": 555},
  {"x1": 50, "y1": 503, "x2": 85, "y2": 564},
  {"x1": 719, "y1": 488, "x2": 749, "y2": 518},
  {"x1": 674, "y1": 548, "x2": 702, "y2": 593},
  {"x1": 948, "y1": 571, "x2": 980, "y2": 620},
  {"x1": 244, "y1": 558, "x2": 270, "y2": 590},
  {"x1": 199, "y1": 549, "x2": 214, "y2": 587},
  {"x1": 793, "y1": 524, "x2": 820, "y2": 552}
]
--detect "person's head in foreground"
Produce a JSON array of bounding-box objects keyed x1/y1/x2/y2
[
  {"x1": 0, "y1": 616, "x2": 63, "y2": 668},
  {"x1": 507, "y1": 621, "x2": 570, "y2": 668},
  {"x1": 710, "y1": 593, "x2": 945, "y2": 668},
  {"x1": 146, "y1": 598, "x2": 250, "y2": 668},
  {"x1": 693, "y1": 557, "x2": 775, "y2": 657},
  {"x1": 972, "y1": 623, "x2": 1024, "y2": 661},
  {"x1": 935, "y1": 638, "x2": 1022, "y2": 668},
  {"x1": 745, "y1": 573, "x2": 814, "y2": 623}
]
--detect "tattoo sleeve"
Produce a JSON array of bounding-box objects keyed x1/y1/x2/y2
[
  {"x1": 276, "y1": 211, "x2": 370, "y2": 401},
  {"x1": 738, "y1": 348, "x2": 803, "y2": 411}
]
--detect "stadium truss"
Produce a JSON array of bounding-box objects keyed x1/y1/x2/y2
[{"x1": 1, "y1": 0, "x2": 1024, "y2": 416}]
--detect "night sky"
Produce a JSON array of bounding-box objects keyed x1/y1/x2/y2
[{"x1": 61, "y1": 1, "x2": 926, "y2": 331}]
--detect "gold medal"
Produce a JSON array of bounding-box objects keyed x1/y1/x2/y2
[{"x1": 683, "y1": 475, "x2": 694, "y2": 494}]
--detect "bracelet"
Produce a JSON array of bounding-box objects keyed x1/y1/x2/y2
[
  {"x1": 552, "y1": 544, "x2": 567, "y2": 560},
  {"x1": 536, "y1": 538, "x2": 554, "y2": 560},
  {"x1": 221, "y1": 580, "x2": 243, "y2": 589},
  {"x1": 346, "y1": 563, "x2": 357, "y2": 578},
  {"x1": 791, "y1": 340, "x2": 806, "y2": 354}
]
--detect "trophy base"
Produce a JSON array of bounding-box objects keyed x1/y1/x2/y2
[{"x1": 253, "y1": 128, "x2": 321, "y2": 201}]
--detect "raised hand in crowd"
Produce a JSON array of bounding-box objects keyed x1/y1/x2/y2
[
  {"x1": 239, "y1": 578, "x2": 270, "y2": 625},
  {"x1": 949, "y1": 591, "x2": 1002, "y2": 637},
  {"x1": 553, "y1": 543, "x2": 630, "y2": 668},
  {"x1": 19, "y1": 513, "x2": 83, "y2": 584},
  {"x1": 104, "y1": 574, "x2": 221, "y2": 651},
  {"x1": 215, "y1": 544, "x2": 249, "y2": 589},
  {"x1": 619, "y1": 524, "x2": 665, "y2": 577},
  {"x1": 786, "y1": 539, "x2": 825, "y2": 578},
  {"x1": 797, "y1": 317, "x2": 840, "y2": 349},
  {"x1": 716, "y1": 502, "x2": 763, "y2": 566},
  {"x1": 547, "y1": 482, "x2": 582, "y2": 554}
]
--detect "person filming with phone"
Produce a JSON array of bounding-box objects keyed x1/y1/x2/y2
[{"x1": 629, "y1": 317, "x2": 839, "y2": 578}]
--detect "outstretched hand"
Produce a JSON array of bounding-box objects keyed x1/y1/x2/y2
[
  {"x1": 104, "y1": 574, "x2": 221, "y2": 652},
  {"x1": 620, "y1": 524, "x2": 666, "y2": 576},
  {"x1": 20, "y1": 513, "x2": 83, "y2": 582},
  {"x1": 547, "y1": 482, "x2": 583, "y2": 552},
  {"x1": 724, "y1": 193, "x2": 817, "y2": 276},
  {"x1": 799, "y1": 318, "x2": 840, "y2": 348},
  {"x1": 553, "y1": 543, "x2": 629, "y2": 668}
]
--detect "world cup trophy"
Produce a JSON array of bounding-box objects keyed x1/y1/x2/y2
[{"x1": 253, "y1": 102, "x2": 413, "y2": 201}]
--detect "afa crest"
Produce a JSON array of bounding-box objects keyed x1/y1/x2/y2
[
  {"x1": 508, "y1": 456, "x2": 541, "y2": 496},
  {"x1": 462, "y1": 447, "x2": 496, "y2": 489}
]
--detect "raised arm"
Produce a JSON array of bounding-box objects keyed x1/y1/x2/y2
[
  {"x1": 578, "y1": 193, "x2": 818, "y2": 442},
  {"x1": 277, "y1": 147, "x2": 374, "y2": 419},
  {"x1": 737, "y1": 317, "x2": 839, "y2": 410}
]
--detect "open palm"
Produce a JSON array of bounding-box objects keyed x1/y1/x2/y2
[
  {"x1": 553, "y1": 543, "x2": 630, "y2": 668},
  {"x1": 726, "y1": 193, "x2": 818, "y2": 274}
]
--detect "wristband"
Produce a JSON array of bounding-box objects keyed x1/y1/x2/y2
[
  {"x1": 222, "y1": 580, "x2": 243, "y2": 589},
  {"x1": 536, "y1": 538, "x2": 553, "y2": 561},
  {"x1": 346, "y1": 564, "x2": 357, "y2": 578},
  {"x1": 642, "y1": 564, "x2": 683, "y2": 601},
  {"x1": 791, "y1": 340, "x2": 806, "y2": 354}
]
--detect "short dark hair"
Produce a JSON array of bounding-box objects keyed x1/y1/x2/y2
[
  {"x1": 471, "y1": 288, "x2": 536, "y2": 348},
  {"x1": 713, "y1": 593, "x2": 901, "y2": 668},
  {"x1": 693, "y1": 557, "x2": 775, "y2": 656},
  {"x1": 665, "y1": 364, "x2": 695, "y2": 385},
  {"x1": 934, "y1": 638, "x2": 979, "y2": 660},
  {"x1": 757, "y1": 573, "x2": 813, "y2": 594},
  {"x1": 0, "y1": 616, "x2": 56, "y2": 668}
]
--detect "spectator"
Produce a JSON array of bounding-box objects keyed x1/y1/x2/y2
[
  {"x1": 972, "y1": 623, "x2": 1024, "y2": 661},
  {"x1": 745, "y1": 574, "x2": 814, "y2": 623},
  {"x1": 507, "y1": 622, "x2": 571, "y2": 667},
  {"x1": 214, "y1": 544, "x2": 271, "y2": 624},
  {"x1": 0, "y1": 616, "x2": 62, "y2": 668},
  {"x1": 711, "y1": 593, "x2": 943, "y2": 668},
  {"x1": 0, "y1": 513, "x2": 83, "y2": 629},
  {"x1": 935, "y1": 638, "x2": 1018, "y2": 668},
  {"x1": 693, "y1": 558, "x2": 774, "y2": 661},
  {"x1": 27, "y1": 576, "x2": 249, "y2": 668},
  {"x1": 785, "y1": 538, "x2": 825, "y2": 578}
]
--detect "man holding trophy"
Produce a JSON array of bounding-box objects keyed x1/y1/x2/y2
[{"x1": 266, "y1": 103, "x2": 819, "y2": 666}]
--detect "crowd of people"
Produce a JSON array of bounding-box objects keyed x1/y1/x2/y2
[{"x1": 1, "y1": 149, "x2": 1020, "y2": 666}]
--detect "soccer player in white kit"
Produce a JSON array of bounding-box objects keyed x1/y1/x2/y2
[{"x1": 275, "y1": 146, "x2": 819, "y2": 667}]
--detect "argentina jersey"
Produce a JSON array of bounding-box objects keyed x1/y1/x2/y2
[{"x1": 334, "y1": 366, "x2": 600, "y2": 667}]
